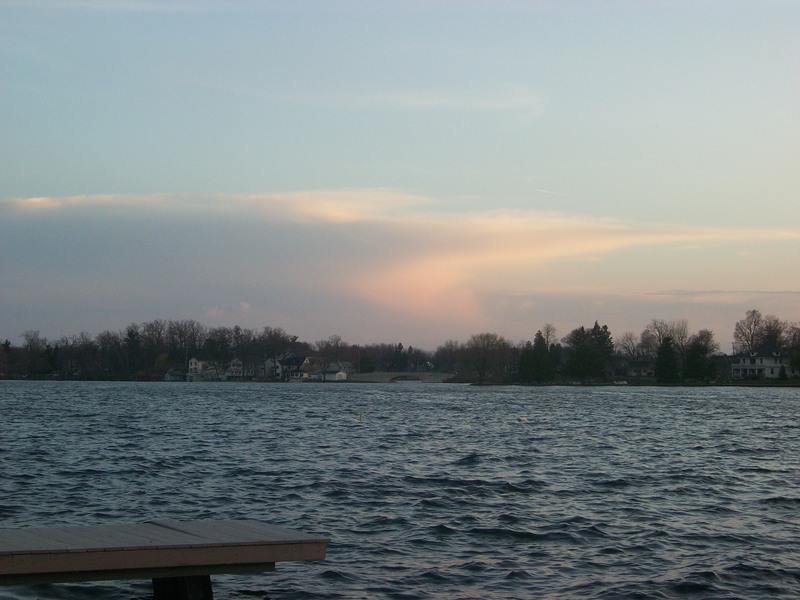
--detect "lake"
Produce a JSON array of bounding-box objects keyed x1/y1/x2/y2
[{"x1": 2, "y1": 381, "x2": 799, "y2": 599}]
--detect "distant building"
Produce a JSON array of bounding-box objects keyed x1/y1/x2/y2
[
  {"x1": 624, "y1": 358, "x2": 655, "y2": 380},
  {"x1": 188, "y1": 357, "x2": 201, "y2": 376},
  {"x1": 299, "y1": 358, "x2": 353, "y2": 381},
  {"x1": 267, "y1": 353, "x2": 304, "y2": 381},
  {"x1": 300, "y1": 357, "x2": 327, "y2": 381},
  {"x1": 164, "y1": 368, "x2": 185, "y2": 382},
  {"x1": 187, "y1": 357, "x2": 219, "y2": 382},
  {"x1": 222, "y1": 358, "x2": 244, "y2": 381},
  {"x1": 731, "y1": 349, "x2": 797, "y2": 380}
]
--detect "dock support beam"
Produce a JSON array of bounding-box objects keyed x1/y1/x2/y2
[{"x1": 153, "y1": 575, "x2": 214, "y2": 600}]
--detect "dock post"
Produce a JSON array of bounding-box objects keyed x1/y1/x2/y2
[{"x1": 153, "y1": 575, "x2": 214, "y2": 600}]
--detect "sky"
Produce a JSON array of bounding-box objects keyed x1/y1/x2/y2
[{"x1": 1, "y1": 0, "x2": 798, "y2": 353}]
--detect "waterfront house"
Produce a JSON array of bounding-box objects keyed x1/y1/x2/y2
[
  {"x1": 300, "y1": 357, "x2": 327, "y2": 381},
  {"x1": 329, "y1": 361, "x2": 355, "y2": 380},
  {"x1": 731, "y1": 349, "x2": 797, "y2": 380},
  {"x1": 299, "y1": 358, "x2": 354, "y2": 381},
  {"x1": 187, "y1": 357, "x2": 219, "y2": 382},
  {"x1": 164, "y1": 368, "x2": 185, "y2": 382},
  {"x1": 222, "y1": 358, "x2": 244, "y2": 381},
  {"x1": 623, "y1": 358, "x2": 656, "y2": 380},
  {"x1": 267, "y1": 353, "x2": 305, "y2": 381}
]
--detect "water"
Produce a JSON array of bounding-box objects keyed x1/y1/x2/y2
[{"x1": 2, "y1": 381, "x2": 800, "y2": 599}]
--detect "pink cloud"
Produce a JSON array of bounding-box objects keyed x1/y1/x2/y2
[{"x1": 5, "y1": 190, "x2": 798, "y2": 347}]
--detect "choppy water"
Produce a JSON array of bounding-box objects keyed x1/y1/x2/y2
[{"x1": 2, "y1": 381, "x2": 800, "y2": 599}]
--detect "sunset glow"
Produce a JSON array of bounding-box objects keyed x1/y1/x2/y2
[{"x1": 1, "y1": 1, "x2": 798, "y2": 350}]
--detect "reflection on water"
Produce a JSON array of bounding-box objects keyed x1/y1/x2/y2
[{"x1": 2, "y1": 381, "x2": 800, "y2": 599}]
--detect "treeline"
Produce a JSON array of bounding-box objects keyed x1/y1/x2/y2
[
  {"x1": 0, "y1": 321, "x2": 433, "y2": 381},
  {"x1": 1, "y1": 309, "x2": 799, "y2": 384}
]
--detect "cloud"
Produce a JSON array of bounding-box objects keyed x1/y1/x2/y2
[
  {"x1": 339, "y1": 208, "x2": 798, "y2": 324},
  {"x1": 7, "y1": 194, "x2": 170, "y2": 212},
  {"x1": 2, "y1": 190, "x2": 798, "y2": 347},
  {"x1": 5, "y1": 190, "x2": 430, "y2": 221},
  {"x1": 206, "y1": 301, "x2": 251, "y2": 320},
  {"x1": 646, "y1": 289, "x2": 800, "y2": 304}
]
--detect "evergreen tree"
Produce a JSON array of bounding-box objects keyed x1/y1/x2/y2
[
  {"x1": 655, "y1": 336, "x2": 681, "y2": 384},
  {"x1": 564, "y1": 322, "x2": 613, "y2": 381},
  {"x1": 682, "y1": 330, "x2": 718, "y2": 382},
  {"x1": 518, "y1": 332, "x2": 556, "y2": 383},
  {"x1": 124, "y1": 324, "x2": 142, "y2": 375},
  {"x1": 531, "y1": 330, "x2": 556, "y2": 382},
  {"x1": 518, "y1": 341, "x2": 535, "y2": 383}
]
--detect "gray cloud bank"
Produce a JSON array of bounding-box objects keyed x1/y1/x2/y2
[{"x1": 2, "y1": 192, "x2": 798, "y2": 349}]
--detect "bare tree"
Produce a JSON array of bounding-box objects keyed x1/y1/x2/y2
[
  {"x1": 57, "y1": 332, "x2": 97, "y2": 377},
  {"x1": 646, "y1": 319, "x2": 688, "y2": 352},
  {"x1": 647, "y1": 319, "x2": 671, "y2": 346},
  {"x1": 141, "y1": 319, "x2": 166, "y2": 350},
  {"x1": 541, "y1": 323, "x2": 557, "y2": 348},
  {"x1": 433, "y1": 339, "x2": 464, "y2": 372},
  {"x1": 616, "y1": 331, "x2": 639, "y2": 359},
  {"x1": 759, "y1": 315, "x2": 787, "y2": 350},
  {"x1": 316, "y1": 334, "x2": 344, "y2": 361},
  {"x1": 22, "y1": 330, "x2": 48, "y2": 376},
  {"x1": 466, "y1": 332, "x2": 513, "y2": 385},
  {"x1": 259, "y1": 326, "x2": 294, "y2": 361},
  {"x1": 167, "y1": 319, "x2": 207, "y2": 366},
  {"x1": 670, "y1": 319, "x2": 690, "y2": 355},
  {"x1": 140, "y1": 319, "x2": 167, "y2": 373},
  {"x1": 689, "y1": 329, "x2": 719, "y2": 354},
  {"x1": 96, "y1": 329, "x2": 124, "y2": 374},
  {"x1": 733, "y1": 309, "x2": 763, "y2": 353},
  {"x1": 638, "y1": 328, "x2": 659, "y2": 360},
  {"x1": 786, "y1": 322, "x2": 800, "y2": 350}
]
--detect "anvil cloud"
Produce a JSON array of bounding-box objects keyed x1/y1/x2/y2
[{"x1": 2, "y1": 191, "x2": 797, "y2": 349}]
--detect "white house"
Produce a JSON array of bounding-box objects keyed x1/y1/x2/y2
[
  {"x1": 299, "y1": 358, "x2": 354, "y2": 381},
  {"x1": 731, "y1": 350, "x2": 797, "y2": 380},
  {"x1": 300, "y1": 357, "x2": 327, "y2": 381},
  {"x1": 222, "y1": 358, "x2": 244, "y2": 381},
  {"x1": 188, "y1": 357, "x2": 202, "y2": 375},
  {"x1": 186, "y1": 358, "x2": 219, "y2": 382}
]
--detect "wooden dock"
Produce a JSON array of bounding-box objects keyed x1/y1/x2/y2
[{"x1": 0, "y1": 519, "x2": 328, "y2": 599}]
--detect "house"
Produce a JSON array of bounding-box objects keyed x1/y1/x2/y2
[
  {"x1": 333, "y1": 361, "x2": 355, "y2": 375},
  {"x1": 623, "y1": 358, "x2": 655, "y2": 380},
  {"x1": 253, "y1": 361, "x2": 266, "y2": 379},
  {"x1": 731, "y1": 349, "x2": 797, "y2": 380},
  {"x1": 267, "y1": 353, "x2": 305, "y2": 381},
  {"x1": 186, "y1": 358, "x2": 219, "y2": 382},
  {"x1": 188, "y1": 357, "x2": 202, "y2": 376},
  {"x1": 299, "y1": 358, "x2": 354, "y2": 381},
  {"x1": 300, "y1": 357, "x2": 327, "y2": 381},
  {"x1": 164, "y1": 368, "x2": 185, "y2": 382},
  {"x1": 221, "y1": 358, "x2": 244, "y2": 381}
]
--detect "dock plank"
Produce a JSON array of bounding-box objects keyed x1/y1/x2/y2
[
  {"x1": 0, "y1": 519, "x2": 328, "y2": 586},
  {"x1": 1, "y1": 522, "x2": 190, "y2": 553}
]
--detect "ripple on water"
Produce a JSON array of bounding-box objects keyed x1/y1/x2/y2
[{"x1": 1, "y1": 382, "x2": 800, "y2": 599}]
